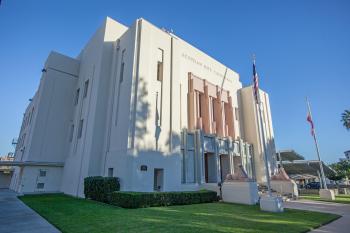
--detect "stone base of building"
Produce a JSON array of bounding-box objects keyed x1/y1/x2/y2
[
  {"x1": 222, "y1": 181, "x2": 259, "y2": 205},
  {"x1": 319, "y1": 189, "x2": 335, "y2": 200},
  {"x1": 271, "y1": 180, "x2": 298, "y2": 198},
  {"x1": 260, "y1": 196, "x2": 284, "y2": 212}
]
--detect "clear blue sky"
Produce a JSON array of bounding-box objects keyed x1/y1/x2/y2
[{"x1": 0, "y1": 0, "x2": 349, "y2": 163}]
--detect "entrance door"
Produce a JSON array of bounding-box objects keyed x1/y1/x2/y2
[
  {"x1": 204, "y1": 153, "x2": 217, "y2": 183},
  {"x1": 220, "y1": 154, "x2": 230, "y2": 181},
  {"x1": 153, "y1": 169, "x2": 164, "y2": 191}
]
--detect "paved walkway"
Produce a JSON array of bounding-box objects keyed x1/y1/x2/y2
[
  {"x1": 285, "y1": 199, "x2": 350, "y2": 233},
  {"x1": 0, "y1": 189, "x2": 60, "y2": 233}
]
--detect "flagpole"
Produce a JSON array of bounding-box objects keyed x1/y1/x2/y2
[
  {"x1": 253, "y1": 55, "x2": 272, "y2": 197},
  {"x1": 306, "y1": 98, "x2": 327, "y2": 190}
]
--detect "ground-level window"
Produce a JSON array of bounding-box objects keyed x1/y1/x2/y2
[
  {"x1": 108, "y1": 168, "x2": 113, "y2": 177},
  {"x1": 36, "y1": 183, "x2": 44, "y2": 189}
]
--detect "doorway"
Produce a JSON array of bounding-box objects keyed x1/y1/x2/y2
[
  {"x1": 220, "y1": 154, "x2": 230, "y2": 181},
  {"x1": 154, "y1": 168, "x2": 164, "y2": 191},
  {"x1": 204, "y1": 153, "x2": 217, "y2": 183}
]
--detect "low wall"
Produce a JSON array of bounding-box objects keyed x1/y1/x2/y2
[
  {"x1": 222, "y1": 181, "x2": 259, "y2": 205},
  {"x1": 271, "y1": 180, "x2": 298, "y2": 198},
  {"x1": 299, "y1": 188, "x2": 339, "y2": 195}
]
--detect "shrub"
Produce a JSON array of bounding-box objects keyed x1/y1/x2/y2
[
  {"x1": 84, "y1": 176, "x2": 120, "y2": 203},
  {"x1": 110, "y1": 190, "x2": 218, "y2": 208}
]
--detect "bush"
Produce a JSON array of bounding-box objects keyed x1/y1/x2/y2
[
  {"x1": 110, "y1": 190, "x2": 218, "y2": 208},
  {"x1": 84, "y1": 176, "x2": 120, "y2": 203}
]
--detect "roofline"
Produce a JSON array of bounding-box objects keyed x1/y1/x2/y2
[{"x1": 0, "y1": 161, "x2": 64, "y2": 167}]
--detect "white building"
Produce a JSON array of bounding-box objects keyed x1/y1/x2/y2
[{"x1": 8, "y1": 17, "x2": 277, "y2": 197}]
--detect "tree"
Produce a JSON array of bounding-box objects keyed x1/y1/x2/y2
[
  {"x1": 328, "y1": 160, "x2": 350, "y2": 181},
  {"x1": 341, "y1": 109, "x2": 350, "y2": 130}
]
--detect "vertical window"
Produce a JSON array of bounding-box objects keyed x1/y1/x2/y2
[
  {"x1": 157, "y1": 48, "x2": 164, "y2": 81},
  {"x1": 39, "y1": 170, "x2": 46, "y2": 177},
  {"x1": 75, "y1": 88, "x2": 80, "y2": 105},
  {"x1": 235, "y1": 107, "x2": 239, "y2": 121},
  {"x1": 119, "y1": 49, "x2": 125, "y2": 83},
  {"x1": 198, "y1": 93, "x2": 202, "y2": 117},
  {"x1": 83, "y1": 80, "x2": 89, "y2": 98},
  {"x1": 211, "y1": 98, "x2": 216, "y2": 121},
  {"x1": 108, "y1": 168, "x2": 114, "y2": 177},
  {"x1": 29, "y1": 108, "x2": 34, "y2": 124},
  {"x1": 78, "y1": 119, "x2": 83, "y2": 139},
  {"x1": 69, "y1": 124, "x2": 74, "y2": 142}
]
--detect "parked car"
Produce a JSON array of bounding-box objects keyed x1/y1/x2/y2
[{"x1": 306, "y1": 182, "x2": 320, "y2": 189}]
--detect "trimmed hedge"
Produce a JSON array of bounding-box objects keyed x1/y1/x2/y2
[
  {"x1": 84, "y1": 176, "x2": 120, "y2": 203},
  {"x1": 110, "y1": 190, "x2": 218, "y2": 208}
]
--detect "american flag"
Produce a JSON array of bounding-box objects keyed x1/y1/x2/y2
[
  {"x1": 307, "y1": 112, "x2": 315, "y2": 136},
  {"x1": 253, "y1": 60, "x2": 259, "y2": 103}
]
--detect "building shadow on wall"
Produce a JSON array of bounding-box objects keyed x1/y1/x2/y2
[
  {"x1": 134, "y1": 77, "x2": 150, "y2": 143},
  {"x1": 133, "y1": 77, "x2": 181, "y2": 153}
]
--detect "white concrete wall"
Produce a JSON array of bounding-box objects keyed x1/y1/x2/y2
[
  {"x1": 60, "y1": 18, "x2": 128, "y2": 197},
  {"x1": 19, "y1": 166, "x2": 63, "y2": 194},
  {"x1": 10, "y1": 52, "x2": 79, "y2": 193},
  {"x1": 11, "y1": 17, "x2": 278, "y2": 196},
  {"x1": 114, "y1": 19, "x2": 245, "y2": 192}
]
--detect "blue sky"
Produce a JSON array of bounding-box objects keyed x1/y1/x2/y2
[{"x1": 0, "y1": 0, "x2": 349, "y2": 163}]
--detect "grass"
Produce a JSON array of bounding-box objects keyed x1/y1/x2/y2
[
  {"x1": 300, "y1": 194, "x2": 350, "y2": 204},
  {"x1": 19, "y1": 194, "x2": 340, "y2": 233}
]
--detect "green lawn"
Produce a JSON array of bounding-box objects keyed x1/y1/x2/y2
[
  {"x1": 301, "y1": 194, "x2": 350, "y2": 204},
  {"x1": 19, "y1": 194, "x2": 340, "y2": 233}
]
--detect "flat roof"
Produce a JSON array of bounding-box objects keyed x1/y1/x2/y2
[
  {"x1": 279, "y1": 160, "x2": 335, "y2": 177},
  {"x1": 277, "y1": 150, "x2": 305, "y2": 161},
  {"x1": 0, "y1": 161, "x2": 64, "y2": 167}
]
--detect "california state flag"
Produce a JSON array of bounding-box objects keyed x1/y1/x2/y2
[{"x1": 306, "y1": 112, "x2": 315, "y2": 136}]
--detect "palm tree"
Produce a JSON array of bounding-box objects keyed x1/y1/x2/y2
[{"x1": 341, "y1": 110, "x2": 350, "y2": 130}]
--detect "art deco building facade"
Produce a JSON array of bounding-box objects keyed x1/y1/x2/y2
[{"x1": 9, "y1": 17, "x2": 277, "y2": 196}]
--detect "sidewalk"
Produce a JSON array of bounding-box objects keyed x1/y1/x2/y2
[
  {"x1": 0, "y1": 189, "x2": 60, "y2": 233},
  {"x1": 285, "y1": 199, "x2": 350, "y2": 233}
]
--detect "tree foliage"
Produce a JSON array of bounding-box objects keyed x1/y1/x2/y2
[
  {"x1": 341, "y1": 109, "x2": 350, "y2": 130},
  {"x1": 328, "y1": 160, "x2": 350, "y2": 181}
]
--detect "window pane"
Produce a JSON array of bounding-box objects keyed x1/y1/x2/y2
[
  {"x1": 119, "y1": 63, "x2": 124, "y2": 83},
  {"x1": 108, "y1": 168, "x2": 113, "y2": 177},
  {"x1": 78, "y1": 119, "x2": 83, "y2": 139},
  {"x1": 83, "y1": 80, "x2": 89, "y2": 98},
  {"x1": 185, "y1": 150, "x2": 195, "y2": 183},
  {"x1": 69, "y1": 124, "x2": 74, "y2": 142},
  {"x1": 75, "y1": 88, "x2": 80, "y2": 105},
  {"x1": 39, "y1": 170, "x2": 46, "y2": 177}
]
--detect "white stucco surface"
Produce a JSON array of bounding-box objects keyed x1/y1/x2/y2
[{"x1": 10, "y1": 17, "x2": 278, "y2": 197}]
